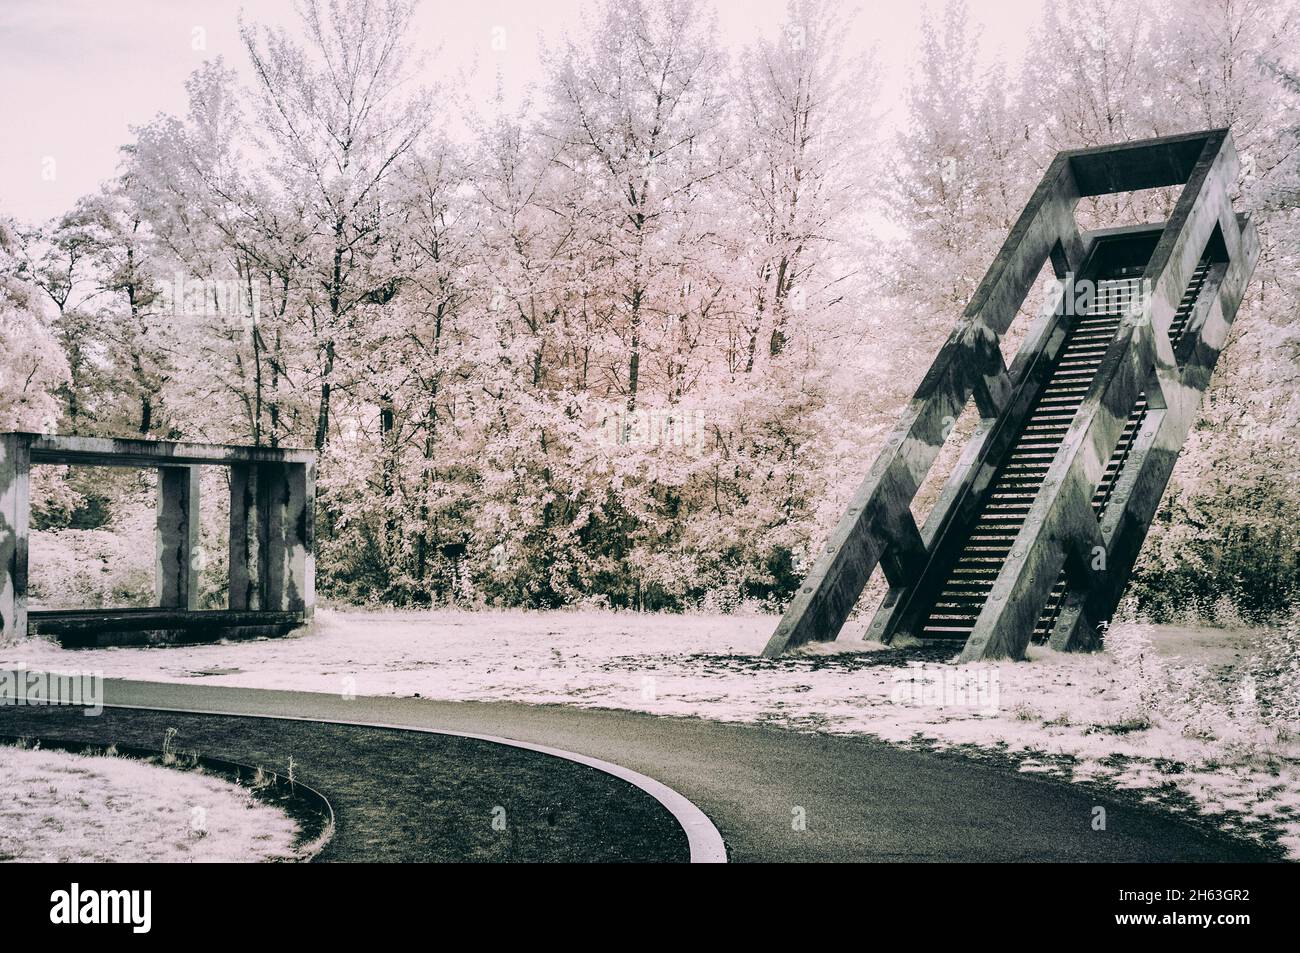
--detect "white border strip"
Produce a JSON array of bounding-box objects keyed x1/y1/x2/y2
[{"x1": 101, "y1": 702, "x2": 728, "y2": 864}]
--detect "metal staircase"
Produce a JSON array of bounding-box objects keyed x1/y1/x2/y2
[{"x1": 764, "y1": 129, "x2": 1258, "y2": 660}]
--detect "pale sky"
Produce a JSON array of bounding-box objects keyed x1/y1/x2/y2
[{"x1": 0, "y1": 0, "x2": 1043, "y2": 225}]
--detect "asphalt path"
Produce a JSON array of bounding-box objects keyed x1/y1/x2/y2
[{"x1": 10, "y1": 677, "x2": 1271, "y2": 863}]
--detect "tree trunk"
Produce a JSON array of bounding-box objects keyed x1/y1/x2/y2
[{"x1": 314, "y1": 339, "x2": 335, "y2": 450}]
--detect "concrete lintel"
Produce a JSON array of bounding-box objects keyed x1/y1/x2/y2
[
  {"x1": 1066, "y1": 129, "x2": 1227, "y2": 197},
  {"x1": 26, "y1": 434, "x2": 315, "y2": 468}
]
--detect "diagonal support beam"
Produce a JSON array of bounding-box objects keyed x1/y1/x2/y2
[{"x1": 763, "y1": 160, "x2": 1084, "y2": 656}]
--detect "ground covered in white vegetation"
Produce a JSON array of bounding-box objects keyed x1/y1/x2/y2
[
  {"x1": 4, "y1": 608, "x2": 1299, "y2": 857},
  {"x1": 0, "y1": 744, "x2": 300, "y2": 863}
]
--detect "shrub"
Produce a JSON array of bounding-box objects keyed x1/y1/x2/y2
[{"x1": 1246, "y1": 609, "x2": 1300, "y2": 735}]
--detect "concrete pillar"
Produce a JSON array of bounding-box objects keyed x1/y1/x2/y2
[
  {"x1": 229, "y1": 463, "x2": 268, "y2": 610},
  {"x1": 294, "y1": 462, "x2": 316, "y2": 619},
  {"x1": 156, "y1": 466, "x2": 201, "y2": 609},
  {"x1": 265, "y1": 462, "x2": 315, "y2": 617},
  {"x1": 230, "y1": 459, "x2": 315, "y2": 620},
  {"x1": 0, "y1": 433, "x2": 31, "y2": 642}
]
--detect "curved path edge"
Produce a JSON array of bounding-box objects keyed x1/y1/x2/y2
[
  {"x1": 11, "y1": 678, "x2": 1274, "y2": 861},
  {"x1": 104, "y1": 701, "x2": 728, "y2": 864}
]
